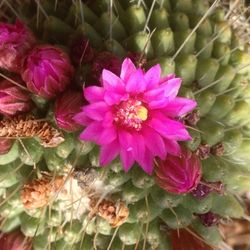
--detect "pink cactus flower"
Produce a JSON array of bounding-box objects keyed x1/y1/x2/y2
[
  {"x1": 74, "y1": 58, "x2": 196, "y2": 174},
  {"x1": 55, "y1": 91, "x2": 83, "y2": 132},
  {"x1": 0, "y1": 79, "x2": 31, "y2": 116},
  {"x1": 0, "y1": 20, "x2": 36, "y2": 73},
  {"x1": 0, "y1": 138, "x2": 13, "y2": 155},
  {"x1": 21, "y1": 45, "x2": 74, "y2": 99},
  {"x1": 155, "y1": 148, "x2": 202, "y2": 193}
]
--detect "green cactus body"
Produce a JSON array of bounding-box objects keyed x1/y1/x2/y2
[{"x1": 0, "y1": 0, "x2": 250, "y2": 249}]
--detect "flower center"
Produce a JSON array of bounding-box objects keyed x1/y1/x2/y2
[{"x1": 114, "y1": 99, "x2": 148, "y2": 131}]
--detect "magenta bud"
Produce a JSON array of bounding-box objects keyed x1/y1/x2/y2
[
  {"x1": 91, "y1": 51, "x2": 122, "y2": 82},
  {"x1": 127, "y1": 51, "x2": 147, "y2": 68},
  {"x1": 192, "y1": 180, "x2": 224, "y2": 199},
  {"x1": 155, "y1": 148, "x2": 202, "y2": 194},
  {"x1": 191, "y1": 183, "x2": 212, "y2": 199},
  {"x1": 0, "y1": 230, "x2": 32, "y2": 250},
  {"x1": 70, "y1": 36, "x2": 94, "y2": 66},
  {"x1": 55, "y1": 91, "x2": 83, "y2": 131},
  {"x1": 197, "y1": 212, "x2": 220, "y2": 227},
  {"x1": 21, "y1": 45, "x2": 74, "y2": 99},
  {"x1": 0, "y1": 138, "x2": 13, "y2": 154},
  {"x1": 0, "y1": 79, "x2": 31, "y2": 116},
  {"x1": 0, "y1": 20, "x2": 36, "y2": 73}
]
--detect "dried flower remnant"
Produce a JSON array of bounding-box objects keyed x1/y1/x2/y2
[
  {"x1": 195, "y1": 144, "x2": 211, "y2": 160},
  {"x1": 211, "y1": 142, "x2": 224, "y2": 156},
  {"x1": 0, "y1": 116, "x2": 64, "y2": 147},
  {"x1": 90, "y1": 198, "x2": 129, "y2": 228},
  {"x1": 21, "y1": 175, "x2": 65, "y2": 209},
  {"x1": 75, "y1": 58, "x2": 196, "y2": 174}
]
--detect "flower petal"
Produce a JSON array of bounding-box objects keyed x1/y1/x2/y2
[
  {"x1": 73, "y1": 112, "x2": 92, "y2": 126},
  {"x1": 104, "y1": 91, "x2": 128, "y2": 105},
  {"x1": 130, "y1": 133, "x2": 145, "y2": 163},
  {"x1": 148, "y1": 112, "x2": 191, "y2": 140},
  {"x1": 84, "y1": 86, "x2": 105, "y2": 103},
  {"x1": 79, "y1": 122, "x2": 103, "y2": 142},
  {"x1": 159, "y1": 73, "x2": 175, "y2": 84},
  {"x1": 142, "y1": 126, "x2": 166, "y2": 159},
  {"x1": 144, "y1": 64, "x2": 161, "y2": 90},
  {"x1": 118, "y1": 130, "x2": 134, "y2": 151},
  {"x1": 126, "y1": 69, "x2": 147, "y2": 94},
  {"x1": 100, "y1": 140, "x2": 119, "y2": 166},
  {"x1": 83, "y1": 102, "x2": 109, "y2": 121},
  {"x1": 102, "y1": 69, "x2": 124, "y2": 92},
  {"x1": 97, "y1": 126, "x2": 117, "y2": 145},
  {"x1": 137, "y1": 148, "x2": 154, "y2": 175},
  {"x1": 120, "y1": 58, "x2": 136, "y2": 82},
  {"x1": 163, "y1": 97, "x2": 197, "y2": 117},
  {"x1": 120, "y1": 148, "x2": 134, "y2": 172},
  {"x1": 164, "y1": 139, "x2": 181, "y2": 156},
  {"x1": 161, "y1": 78, "x2": 182, "y2": 100}
]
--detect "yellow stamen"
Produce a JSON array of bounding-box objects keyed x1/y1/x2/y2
[{"x1": 136, "y1": 106, "x2": 148, "y2": 121}]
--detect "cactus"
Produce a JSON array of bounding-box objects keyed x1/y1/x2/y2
[{"x1": 0, "y1": 0, "x2": 250, "y2": 249}]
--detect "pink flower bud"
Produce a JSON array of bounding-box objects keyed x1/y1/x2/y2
[
  {"x1": 70, "y1": 36, "x2": 94, "y2": 66},
  {"x1": 0, "y1": 79, "x2": 31, "y2": 116},
  {"x1": 0, "y1": 230, "x2": 32, "y2": 250},
  {"x1": 55, "y1": 91, "x2": 83, "y2": 131},
  {"x1": 21, "y1": 45, "x2": 74, "y2": 99},
  {"x1": 0, "y1": 20, "x2": 36, "y2": 73},
  {"x1": 91, "y1": 51, "x2": 122, "y2": 82},
  {"x1": 0, "y1": 138, "x2": 13, "y2": 154},
  {"x1": 197, "y1": 212, "x2": 220, "y2": 227},
  {"x1": 155, "y1": 148, "x2": 202, "y2": 194}
]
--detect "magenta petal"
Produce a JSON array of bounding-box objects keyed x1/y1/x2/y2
[
  {"x1": 142, "y1": 126, "x2": 166, "y2": 159},
  {"x1": 143, "y1": 87, "x2": 168, "y2": 109},
  {"x1": 163, "y1": 97, "x2": 197, "y2": 117},
  {"x1": 144, "y1": 64, "x2": 161, "y2": 90},
  {"x1": 126, "y1": 69, "x2": 146, "y2": 93},
  {"x1": 130, "y1": 133, "x2": 145, "y2": 163},
  {"x1": 102, "y1": 111, "x2": 114, "y2": 127},
  {"x1": 102, "y1": 69, "x2": 124, "y2": 92},
  {"x1": 100, "y1": 140, "x2": 119, "y2": 166},
  {"x1": 159, "y1": 74, "x2": 175, "y2": 84},
  {"x1": 73, "y1": 112, "x2": 92, "y2": 126},
  {"x1": 149, "y1": 112, "x2": 191, "y2": 140},
  {"x1": 79, "y1": 122, "x2": 103, "y2": 142},
  {"x1": 137, "y1": 149, "x2": 154, "y2": 175},
  {"x1": 162, "y1": 78, "x2": 182, "y2": 101},
  {"x1": 97, "y1": 126, "x2": 117, "y2": 145},
  {"x1": 84, "y1": 86, "x2": 105, "y2": 103},
  {"x1": 164, "y1": 139, "x2": 181, "y2": 156},
  {"x1": 104, "y1": 91, "x2": 128, "y2": 105},
  {"x1": 118, "y1": 130, "x2": 134, "y2": 151},
  {"x1": 120, "y1": 148, "x2": 134, "y2": 172},
  {"x1": 120, "y1": 58, "x2": 136, "y2": 82},
  {"x1": 83, "y1": 102, "x2": 109, "y2": 121}
]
